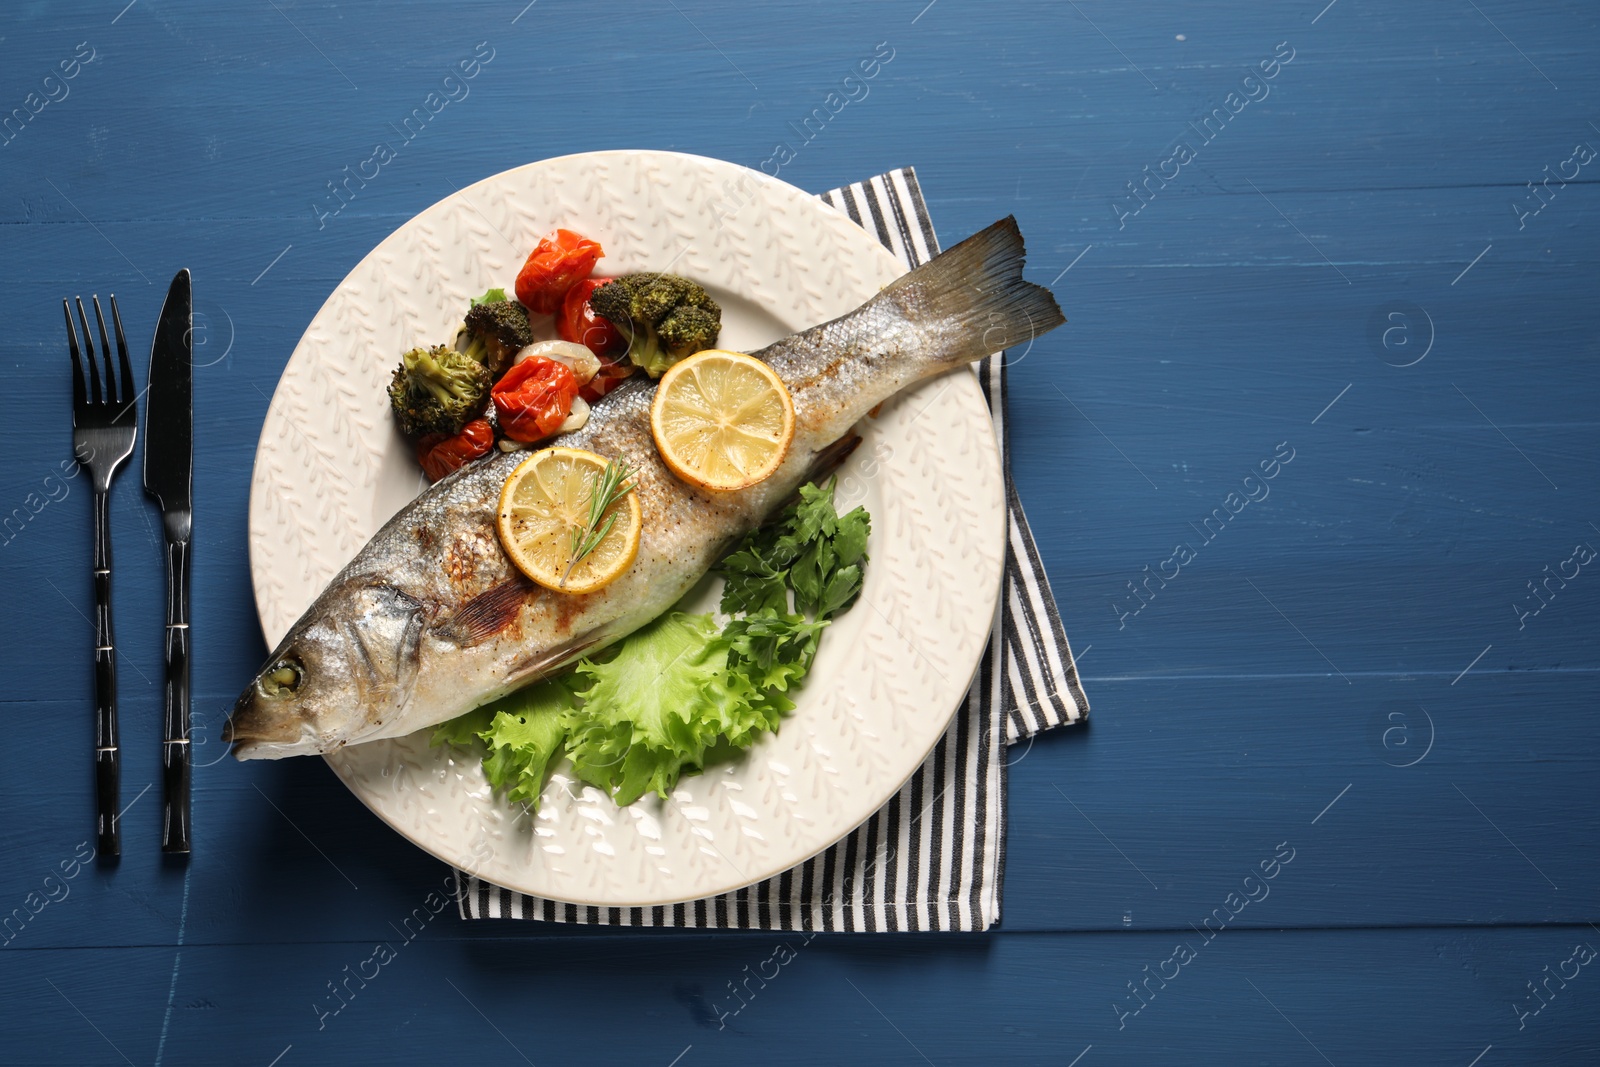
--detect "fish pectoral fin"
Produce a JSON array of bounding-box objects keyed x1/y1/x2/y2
[
  {"x1": 439, "y1": 577, "x2": 533, "y2": 648},
  {"x1": 803, "y1": 432, "x2": 862, "y2": 485},
  {"x1": 506, "y1": 635, "x2": 599, "y2": 687},
  {"x1": 756, "y1": 434, "x2": 863, "y2": 522}
]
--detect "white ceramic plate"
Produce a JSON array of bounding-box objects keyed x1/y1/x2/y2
[{"x1": 247, "y1": 151, "x2": 1005, "y2": 906}]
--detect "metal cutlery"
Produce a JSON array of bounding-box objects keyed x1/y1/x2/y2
[
  {"x1": 64, "y1": 295, "x2": 136, "y2": 858},
  {"x1": 144, "y1": 269, "x2": 194, "y2": 855}
]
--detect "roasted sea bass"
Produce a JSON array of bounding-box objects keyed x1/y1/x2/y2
[{"x1": 228, "y1": 217, "x2": 1064, "y2": 759}]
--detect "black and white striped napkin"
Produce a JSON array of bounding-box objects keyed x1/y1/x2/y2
[{"x1": 456, "y1": 168, "x2": 1088, "y2": 931}]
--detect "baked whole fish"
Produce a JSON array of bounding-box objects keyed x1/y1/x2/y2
[{"x1": 228, "y1": 217, "x2": 1064, "y2": 759}]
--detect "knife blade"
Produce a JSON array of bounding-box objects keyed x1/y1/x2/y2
[{"x1": 144, "y1": 268, "x2": 193, "y2": 855}]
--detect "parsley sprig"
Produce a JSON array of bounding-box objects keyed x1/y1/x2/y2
[{"x1": 717, "y1": 477, "x2": 871, "y2": 619}]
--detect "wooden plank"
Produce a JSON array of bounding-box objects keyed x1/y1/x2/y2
[
  {"x1": 1, "y1": 670, "x2": 1595, "y2": 948},
  {"x1": 1004, "y1": 672, "x2": 1600, "y2": 930},
  {"x1": 2, "y1": 928, "x2": 1597, "y2": 1064}
]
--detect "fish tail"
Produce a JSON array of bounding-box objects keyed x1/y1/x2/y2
[{"x1": 886, "y1": 215, "x2": 1065, "y2": 364}]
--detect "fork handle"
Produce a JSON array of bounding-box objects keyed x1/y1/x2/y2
[
  {"x1": 92, "y1": 490, "x2": 120, "y2": 858},
  {"x1": 162, "y1": 535, "x2": 191, "y2": 854}
]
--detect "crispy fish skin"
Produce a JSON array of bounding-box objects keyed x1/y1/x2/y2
[{"x1": 228, "y1": 217, "x2": 1064, "y2": 759}]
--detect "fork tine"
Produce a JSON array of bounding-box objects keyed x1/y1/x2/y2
[
  {"x1": 109, "y1": 295, "x2": 135, "y2": 407},
  {"x1": 75, "y1": 296, "x2": 101, "y2": 405},
  {"x1": 91, "y1": 295, "x2": 117, "y2": 403},
  {"x1": 64, "y1": 299, "x2": 87, "y2": 414}
]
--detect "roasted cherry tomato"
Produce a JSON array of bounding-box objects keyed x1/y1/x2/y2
[
  {"x1": 416, "y1": 418, "x2": 493, "y2": 482},
  {"x1": 492, "y1": 356, "x2": 579, "y2": 442},
  {"x1": 515, "y1": 229, "x2": 603, "y2": 315},
  {"x1": 579, "y1": 351, "x2": 635, "y2": 404},
  {"x1": 558, "y1": 277, "x2": 625, "y2": 356}
]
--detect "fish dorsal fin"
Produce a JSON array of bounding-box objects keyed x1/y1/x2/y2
[{"x1": 444, "y1": 577, "x2": 532, "y2": 647}]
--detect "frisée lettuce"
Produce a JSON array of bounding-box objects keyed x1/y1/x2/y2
[
  {"x1": 562, "y1": 610, "x2": 822, "y2": 805},
  {"x1": 431, "y1": 678, "x2": 569, "y2": 806}
]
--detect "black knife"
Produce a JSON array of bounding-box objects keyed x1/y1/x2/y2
[{"x1": 144, "y1": 269, "x2": 193, "y2": 854}]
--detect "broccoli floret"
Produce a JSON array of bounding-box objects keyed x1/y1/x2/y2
[
  {"x1": 387, "y1": 344, "x2": 491, "y2": 438},
  {"x1": 588, "y1": 273, "x2": 722, "y2": 377},
  {"x1": 460, "y1": 299, "x2": 532, "y2": 378},
  {"x1": 656, "y1": 305, "x2": 722, "y2": 359}
]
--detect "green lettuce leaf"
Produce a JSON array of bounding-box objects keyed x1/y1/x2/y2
[
  {"x1": 563, "y1": 612, "x2": 766, "y2": 805},
  {"x1": 432, "y1": 679, "x2": 573, "y2": 807},
  {"x1": 471, "y1": 286, "x2": 509, "y2": 307},
  {"x1": 479, "y1": 680, "x2": 572, "y2": 805},
  {"x1": 431, "y1": 705, "x2": 496, "y2": 750}
]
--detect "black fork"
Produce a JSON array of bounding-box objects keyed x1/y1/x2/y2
[{"x1": 65, "y1": 296, "x2": 137, "y2": 858}]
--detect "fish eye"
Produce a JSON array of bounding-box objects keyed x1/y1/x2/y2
[{"x1": 258, "y1": 657, "x2": 303, "y2": 698}]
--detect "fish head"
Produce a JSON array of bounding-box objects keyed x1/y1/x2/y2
[{"x1": 227, "y1": 581, "x2": 426, "y2": 759}]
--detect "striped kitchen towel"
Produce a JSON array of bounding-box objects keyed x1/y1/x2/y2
[{"x1": 456, "y1": 167, "x2": 1088, "y2": 931}]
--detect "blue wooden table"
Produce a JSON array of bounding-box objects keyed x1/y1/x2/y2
[{"x1": 3, "y1": 1, "x2": 1596, "y2": 1063}]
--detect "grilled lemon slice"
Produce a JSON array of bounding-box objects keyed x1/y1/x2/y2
[
  {"x1": 496, "y1": 446, "x2": 641, "y2": 594},
  {"x1": 649, "y1": 350, "x2": 795, "y2": 492}
]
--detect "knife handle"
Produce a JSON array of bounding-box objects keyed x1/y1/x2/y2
[
  {"x1": 92, "y1": 490, "x2": 120, "y2": 858},
  {"x1": 161, "y1": 536, "x2": 191, "y2": 854}
]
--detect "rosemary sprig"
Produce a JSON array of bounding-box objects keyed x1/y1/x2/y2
[{"x1": 560, "y1": 459, "x2": 636, "y2": 589}]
